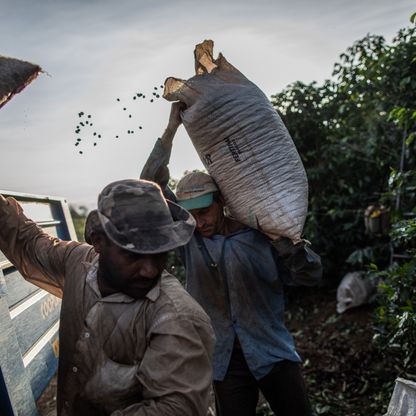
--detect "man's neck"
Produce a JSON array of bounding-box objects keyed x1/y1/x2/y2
[
  {"x1": 97, "y1": 269, "x2": 118, "y2": 297},
  {"x1": 219, "y1": 216, "x2": 247, "y2": 236}
]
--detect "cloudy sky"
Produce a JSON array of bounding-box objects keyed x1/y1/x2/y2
[{"x1": 0, "y1": 0, "x2": 414, "y2": 206}]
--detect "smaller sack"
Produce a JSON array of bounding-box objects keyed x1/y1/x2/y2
[
  {"x1": 336, "y1": 272, "x2": 378, "y2": 314},
  {"x1": 0, "y1": 55, "x2": 41, "y2": 109}
]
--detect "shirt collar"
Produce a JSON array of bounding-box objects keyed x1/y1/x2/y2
[{"x1": 145, "y1": 277, "x2": 161, "y2": 302}]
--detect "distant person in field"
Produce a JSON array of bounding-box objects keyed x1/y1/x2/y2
[
  {"x1": 141, "y1": 102, "x2": 323, "y2": 416},
  {"x1": 0, "y1": 179, "x2": 215, "y2": 416}
]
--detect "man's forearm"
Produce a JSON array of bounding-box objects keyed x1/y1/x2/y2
[
  {"x1": 160, "y1": 124, "x2": 179, "y2": 149},
  {"x1": 140, "y1": 102, "x2": 184, "y2": 191},
  {"x1": 0, "y1": 194, "x2": 38, "y2": 269},
  {"x1": 140, "y1": 136, "x2": 173, "y2": 190},
  {"x1": 0, "y1": 194, "x2": 69, "y2": 297}
]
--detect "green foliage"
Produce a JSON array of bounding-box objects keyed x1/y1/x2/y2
[
  {"x1": 346, "y1": 246, "x2": 374, "y2": 265},
  {"x1": 271, "y1": 25, "x2": 416, "y2": 280},
  {"x1": 390, "y1": 217, "x2": 416, "y2": 248},
  {"x1": 271, "y1": 23, "x2": 416, "y2": 411},
  {"x1": 374, "y1": 257, "x2": 416, "y2": 370},
  {"x1": 69, "y1": 204, "x2": 88, "y2": 242},
  {"x1": 373, "y1": 102, "x2": 416, "y2": 373}
]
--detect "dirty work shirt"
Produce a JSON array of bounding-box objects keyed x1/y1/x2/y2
[
  {"x1": 141, "y1": 138, "x2": 322, "y2": 382},
  {"x1": 0, "y1": 195, "x2": 215, "y2": 416}
]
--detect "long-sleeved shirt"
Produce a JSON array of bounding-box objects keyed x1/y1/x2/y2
[
  {"x1": 0, "y1": 195, "x2": 215, "y2": 416},
  {"x1": 141, "y1": 138, "x2": 322, "y2": 381}
]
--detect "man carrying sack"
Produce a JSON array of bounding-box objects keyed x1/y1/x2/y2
[
  {"x1": 0, "y1": 179, "x2": 215, "y2": 416},
  {"x1": 141, "y1": 103, "x2": 322, "y2": 416}
]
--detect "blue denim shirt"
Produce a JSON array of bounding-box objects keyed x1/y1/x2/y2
[{"x1": 180, "y1": 229, "x2": 302, "y2": 381}]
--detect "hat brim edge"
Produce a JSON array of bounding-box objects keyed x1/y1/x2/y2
[{"x1": 91, "y1": 200, "x2": 196, "y2": 254}]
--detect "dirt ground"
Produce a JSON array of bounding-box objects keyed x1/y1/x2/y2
[
  {"x1": 36, "y1": 375, "x2": 57, "y2": 416},
  {"x1": 284, "y1": 286, "x2": 396, "y2": 416},
  {"x1": 37, "y1": 287, "x2": 394, "y2": 416}
]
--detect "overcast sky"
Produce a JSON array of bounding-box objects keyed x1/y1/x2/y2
[{"x1": 0, "y1": 0, "x2": 414, "y2": 207}]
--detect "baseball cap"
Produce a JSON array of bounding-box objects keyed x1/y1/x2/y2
[{"x1": 176, "y1": 171, "x2": 219, "y2": 210}]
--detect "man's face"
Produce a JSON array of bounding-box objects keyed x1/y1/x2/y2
[
  {"x1": 189, "y1": 200, "x2": 224, "y2": 238},
  {"x1": 95, "y1": 235, "x2": 167, "y2": 299}
]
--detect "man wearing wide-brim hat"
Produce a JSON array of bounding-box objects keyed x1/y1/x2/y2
[
  {"x1": 0, "y1": 179, "x2": 215, "y2": 416},
  {"x1": 141, "y1": 103, "x2": 322, "y2": 416}
]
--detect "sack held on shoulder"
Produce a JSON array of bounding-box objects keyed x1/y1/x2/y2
[{"x1": 163, "y1": 40, "x2": 308, "y2": 243}]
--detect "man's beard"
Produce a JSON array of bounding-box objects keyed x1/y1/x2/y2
[{"x1": 97, "y1": 256, "x2": 160, "y2": 299}]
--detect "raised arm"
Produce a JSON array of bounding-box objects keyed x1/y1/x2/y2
[
  {"x1": 140, "y1": 102, "x2": 186, "y2": 193},
  {"x1": 0, "y1": 194, "x2": 82, "y2": 298}
]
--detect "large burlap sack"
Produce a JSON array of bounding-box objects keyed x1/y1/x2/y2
[
  {"x1": 0, "y1": 55, "x2": 41, "y2": 109},
  {"x1": 164, "y1": 40, "x2": 308, "y2": 242}
]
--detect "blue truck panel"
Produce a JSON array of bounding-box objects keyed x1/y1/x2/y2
[{"x1": 0, "y1": 190, "x2": 78, "y2": 416}]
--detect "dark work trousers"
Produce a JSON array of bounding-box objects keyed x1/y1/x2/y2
[{"x1": 213, "y1": 347, "x2": 312, "y2": 416}]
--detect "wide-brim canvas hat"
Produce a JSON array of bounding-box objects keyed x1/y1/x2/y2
[
  {"x1": 176, "y1": 171, "x2": 219, "y2": 210},
  {"x1": 85, "y1": 179, "x2": 195, "y2": 254}
]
